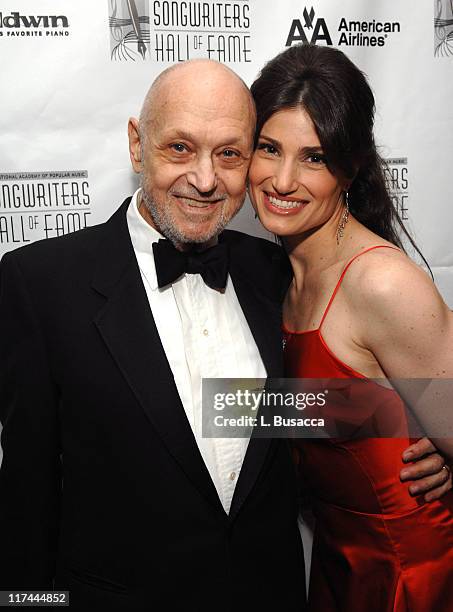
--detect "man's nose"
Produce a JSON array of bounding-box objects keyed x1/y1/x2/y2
[
  {"x1": 272, "y1": 159, "x2": 299, "y2": 195},
  {"x1": 186, "y1": 156, "x2": 218, "y2": 194}
]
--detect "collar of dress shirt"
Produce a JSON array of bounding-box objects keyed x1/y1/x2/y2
[{"x1": 127, "y1": 188, "x2": 163, "y2": 291}]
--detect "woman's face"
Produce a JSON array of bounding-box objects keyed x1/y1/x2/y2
[{"x1": 248, "y1": 107, "x2": 346, "y2": 238}]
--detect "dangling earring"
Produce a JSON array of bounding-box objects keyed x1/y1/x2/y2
[{"x1": 336, "y1": 191, "x2": 350, "y2": 245}]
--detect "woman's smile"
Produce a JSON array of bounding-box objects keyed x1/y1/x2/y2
[{"x1": 263, "y1": 191, "x2": 309, "y2": 215}]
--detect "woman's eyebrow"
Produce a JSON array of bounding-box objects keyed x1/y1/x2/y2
[
  {"x1": 258, "y1": 134, "x2": 324, "y2": 155},
  {"x1": 258, "y1": 134, "x2": 280, "y2": 147},
  {"x1": 300, "y1": 145, "x2": 324, "y2": 155}
]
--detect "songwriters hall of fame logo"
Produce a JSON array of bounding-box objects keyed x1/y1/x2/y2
[
  {"x1": 384, "y1": 158, "x2": 409, "y2": 222},
  {"x1": 108, "y1": 0, "x2": 251, "y2": 63},
  {"x1": 109, "y1": 0, "x2": 150, "y2": 61},
  {"x1": 0, "y1": 171, "x2": 92, "y2": 253},
  {"x1": 435, "y1": 0, "x2": 453, "y2": 56}
]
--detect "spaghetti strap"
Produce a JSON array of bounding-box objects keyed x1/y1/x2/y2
[{"x1": 318, "y1": 245, "x2": 400, "y2": 329}]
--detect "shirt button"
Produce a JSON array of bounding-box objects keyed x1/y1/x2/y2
[
  {"x1": 229, "y1": 472, "x2": 236, "y2": 481},
  {"x1": 203, "y1": 329, "x2": 209, "y2": 336}
]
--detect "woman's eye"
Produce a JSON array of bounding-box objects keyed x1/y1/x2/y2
[
  {"x1": 222, "y1": 149, "x2": 238, "y2": 158},
  {"x1": 257, "y1": 143, "x2": 278, "y2": 155},
  {"x1": 171, "y1": 143, "x2": 188, "y2": 153},
  {"x1": 307, "y1": 153, "x2": 326, "y2": 164}
]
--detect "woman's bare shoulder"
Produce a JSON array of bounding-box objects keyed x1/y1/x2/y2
[
  {"x1": 340, "y1": 245, "x2": 452, "y2": 373},
  {"x1": 340, "y1": 245, "x2": 436, "y2": 309}
]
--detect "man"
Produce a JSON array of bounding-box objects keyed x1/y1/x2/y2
[{"x1": 0, "y1": 60, "x2": 450, "y2": 611}]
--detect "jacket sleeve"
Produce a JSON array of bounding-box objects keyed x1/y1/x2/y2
[{"x1": 0, "y1": 252, "x2": 61, "y2": 589}]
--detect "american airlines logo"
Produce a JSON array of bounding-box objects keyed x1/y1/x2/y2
[
  {"x1": 286, "y1": 6, "x2": 401, "y2": 49},
  {"x1": 286, "y1": 6, "x2": 332, "y2": 46}
]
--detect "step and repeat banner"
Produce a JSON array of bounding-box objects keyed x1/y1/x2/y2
[
  {"x1": 0, "y1": 0, "x2": 452, "y2": 585},
  {"x1": 0, "y1": 1, "x2": 452, "y2": 304}
]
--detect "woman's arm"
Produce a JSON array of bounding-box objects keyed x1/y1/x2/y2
[{"x1": 352, "y1": 252, "x2": 453, "y2": 459}]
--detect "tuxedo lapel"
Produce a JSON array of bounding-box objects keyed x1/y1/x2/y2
[
  {"x1": 229, "y1": 272, "x2": 283, "y2": 379},
  {"x1": 91, "y1": 199, "x2": 224, "y2": 515},
  {"x1": 226, "y1": 238, "x2": 288, "y2": 520}
]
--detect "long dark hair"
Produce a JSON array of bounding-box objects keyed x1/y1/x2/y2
[{"x1": 251, "y1": 44, "x2": 426, "y2": 264}]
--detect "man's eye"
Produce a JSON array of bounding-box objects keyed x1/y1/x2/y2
[
  {"x1": 222, "y1": 149, "x2": 239, "y2": 158},
  {"x1": 171, "y1": 143, "x2": 188, "y2": 153},
  {"x1": 257, "y1": 143, "x2": 278, "y2": 155}
]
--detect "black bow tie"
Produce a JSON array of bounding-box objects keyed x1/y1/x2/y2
[{"x1": 152, "y1": 239, "x2": 230, "y2": 290}]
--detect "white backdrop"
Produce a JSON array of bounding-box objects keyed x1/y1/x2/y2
[
  {"x1": 1, "y1": 0, "x2": 453, "y2": 587},
  {"x1": 0, "y1": 0, "x2": 452, "y2": 303}
]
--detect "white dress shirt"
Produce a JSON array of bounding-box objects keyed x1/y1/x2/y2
[{"x1": 127, "y1": 190, "x2": 267, "y2": 513}]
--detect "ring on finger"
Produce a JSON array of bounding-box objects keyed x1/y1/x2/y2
[{"x1": 442, "y1": 464, "x2": 451, "y2": 477}]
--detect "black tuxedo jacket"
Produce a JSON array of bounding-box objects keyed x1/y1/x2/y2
[{"x1": 0, "y1": 199, "x2": 305, "y2": 611}]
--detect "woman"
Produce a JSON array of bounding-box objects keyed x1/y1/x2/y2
[{"x1": 249, "y1": 44, "x2": 453, "y2": 611}]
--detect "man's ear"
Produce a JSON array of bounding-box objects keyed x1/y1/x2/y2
[{"x1": 128, "y1": 117, "x2": 142, "y2": 173}]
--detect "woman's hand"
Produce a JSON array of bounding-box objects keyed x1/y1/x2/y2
[{"x1": 400, "y1": 437, "x2": 452, "y2": 502}]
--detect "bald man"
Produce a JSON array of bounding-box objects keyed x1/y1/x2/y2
[{"x1": 0, "y1": 60, "x2": 305, "y2": 611}]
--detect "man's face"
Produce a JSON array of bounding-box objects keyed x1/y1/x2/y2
[{"x1": 129, "y1": 74, "x2": 254, "y2": 247}]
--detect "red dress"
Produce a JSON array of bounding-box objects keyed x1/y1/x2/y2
[{"x1": 284, "y1": 246, "x2": 453, "y2": 612}]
